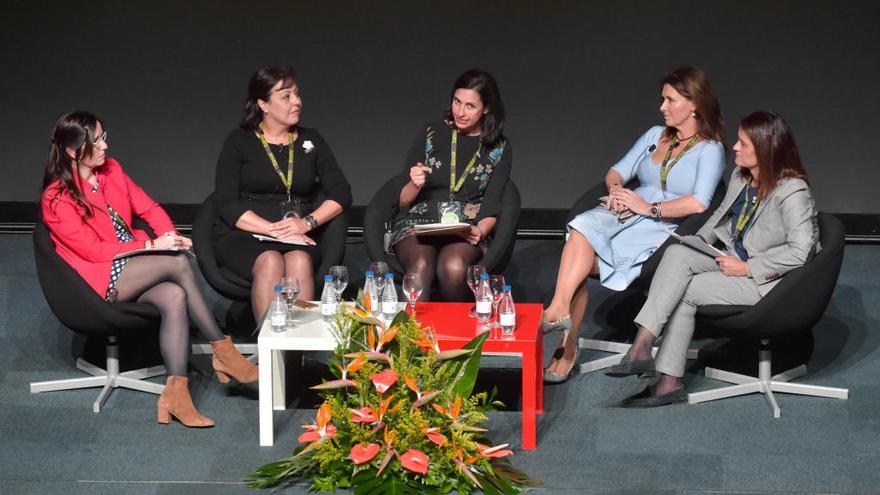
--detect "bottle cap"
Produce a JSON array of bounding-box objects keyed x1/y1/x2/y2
[
  {"x1": 274, "y1": 284, "x2": 283, "y2": 291},
  {"x1": 324, "y1": 274, "x2": 333, "y2": 281},
  {"x1": 385, "y1": 273, "x2": 394, "y2": 279},
  {"x1": 503, "y1": 284, "x2": 511, "y2": 291},
  {"x1": 365, "y1": 270, "x2": 374, "y2": 276},
  {"x1": 480, "y1": 273, "x2": 489, "y2": 279}
]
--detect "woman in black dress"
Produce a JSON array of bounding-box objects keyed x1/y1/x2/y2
[
  {"x1": 213, "y1": 66, "x2": 352, "y2": 319},
  {"x1": 388, "y1": 69, "x2": 512, "y2": 301}
]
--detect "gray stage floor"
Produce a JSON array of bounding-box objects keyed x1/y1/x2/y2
[{"x1": 1, "y1": 234, "x2": 878, "y2": 494}]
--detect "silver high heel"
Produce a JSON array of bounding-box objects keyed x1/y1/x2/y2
[
  {"x1": 543, "y1": 333, "x2": 580, "y2": 384},
  {"x1": 541, "y1": 313, "x2": 572, "y2": 335}
]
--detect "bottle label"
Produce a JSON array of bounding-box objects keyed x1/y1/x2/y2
[
  {"x1": 382, "y1": 301, "x2": 397, "y2": 314},
  {"x1": 476, "y1": 301, "x2": 491, "y2": 313},
  {"x1": 500, "y1": 313, "x2": 516, "y2": 326},
  {"x1": 321, "y1": 303, "x2": 335, "y2": 316},
  {"x1": 271, "y1": 312, "x2": 286, "y2": 326}
]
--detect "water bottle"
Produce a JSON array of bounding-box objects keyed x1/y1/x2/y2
[
  {"x1": 498, "y1": 284, "x2": 516, "y2": 336},
  {"x1": 363, "y1": 270, "x2": 379, "y2": 316},
  {"x1": 320, "y1": 274, "x2": 337, "y2": 322},
  {"x1": 269, "y1": 284, "x2": 287, "y2": 332},
  {"x1": 475, "y1": 273, "x2": 492, "y2": 322},
  {"x1": 381, "y1": 272, "x2": 398, "y2": 322}
]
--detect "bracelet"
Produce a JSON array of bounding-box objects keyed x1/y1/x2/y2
[{"x1": 304, "y1": 215, "x2": 318, "y2": 231}]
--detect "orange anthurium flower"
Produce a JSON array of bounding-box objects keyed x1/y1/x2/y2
[
  {"x1": 350, "y1": 443, "x2": 381, "y2": 465},
  {"x1": 349, "y1": 406, "x2": 378, "y2": 423},
  {"x1": 371, "y1": 369, "x2": 398, "y2": 394},
  {"x1": 399, "y1": 449, "x2": 429, "y2": 475},
  {"x1": 424, "y1": 427, "x2": 446, "y2": 447},
  {"x1": 477, "y1": 442, "x2": 513, "y2": 459}
]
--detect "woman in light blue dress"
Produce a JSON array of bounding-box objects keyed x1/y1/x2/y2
[{"x1": 543, "y1": 66, "x2": 726, "y2": 383}]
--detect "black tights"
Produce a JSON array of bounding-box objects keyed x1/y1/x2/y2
[
  {"x1": 393, "y1": 235, "x2": 482, "y2": 301},
  {"x1": 114, "y1": 253, "x2": 224, "y2": 376}
]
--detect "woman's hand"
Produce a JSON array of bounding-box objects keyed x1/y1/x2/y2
[
  {"x1": 715, "y1": 256, "x2": 749, "y2": 277},
  {"x1": 409, "y1": 162, "x2": 433, "y2": 188},
  {"x1": 459, "y1": 226, "x2": 483, "y2": 245},
  {"x1": 153, "y1": 232, "x2": 192, "y2": 250},
  {"x1": 268, "y1": 217, "x2": 310, "y2": 238},
  {"x1": 275, "y1": 230, "x2": 317, "y2": 245},
  {"x1": 610, "y1": 189, "x2": 651, "y2": 216}
]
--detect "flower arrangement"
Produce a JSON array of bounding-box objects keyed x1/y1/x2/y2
[{"x1": 247, "y1": 293, "x2": 539, "y2": 494}]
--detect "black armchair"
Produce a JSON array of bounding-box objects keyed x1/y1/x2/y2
[
  {"x1": 687, "y1": 212, "x2": 849, "y2": 417},
  {"x1": 571, "y1": 179, "x2": 725, "y2": 374},
  {"x1": 29, "y1": 222, "x2": 167, "y2": 413},
  {"x1": 191, "y1": 192, "x2": 349, "y2": 302},
  {"x1": 363, "y1": 177, "x2": 521, "y2": 278}
]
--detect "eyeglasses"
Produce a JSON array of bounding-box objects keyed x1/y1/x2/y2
[{"x1": 90, "y1": 131, "x2": 108, "y2": 147}]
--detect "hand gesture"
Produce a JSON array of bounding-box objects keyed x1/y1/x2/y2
[
  {"x1": 461, "y1": 226, "x2": 483, "y2": 245},
  {"x1": 610, "y1": 188, "x2": 650, "y2": 216},
  {"x1": 409, "y1": 162, "x2": 433, "y2": 188},
  {"x1": 153, "y1": 232, "x2": 192, "y2": 250},
  {"x1": 268, "y1": 217, "x2": 310, "y2": 238}
]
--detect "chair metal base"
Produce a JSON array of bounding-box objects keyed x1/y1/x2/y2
[
  {"x1": 30, "y1": 339, "x2": 166, "y2": 413},
  {"x1": 577, "y1": 338, "x2": 699, "y2": 374},
  {"x1": 687, "y1": 341, "x2": 849, "y2": 418}
]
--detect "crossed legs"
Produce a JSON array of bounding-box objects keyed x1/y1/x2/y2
[{"x1": 251, "y1": 250, "x2": 314, "y2": 321}]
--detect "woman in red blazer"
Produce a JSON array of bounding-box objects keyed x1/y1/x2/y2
[{"x1": 41, "y1": 111, "x2": 257, "y2": 428}]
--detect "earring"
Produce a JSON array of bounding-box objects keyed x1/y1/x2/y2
[{"x1": 691, "y1": 111, "x2": 697, "y2": 118}]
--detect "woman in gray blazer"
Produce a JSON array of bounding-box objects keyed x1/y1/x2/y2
[{"x1": 605, "y1": 110, "x2": 819, "y2": 407}]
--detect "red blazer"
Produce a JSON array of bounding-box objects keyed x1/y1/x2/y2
[{"x1": 41, "y1": 158, "x2": 176, "y2": 296}]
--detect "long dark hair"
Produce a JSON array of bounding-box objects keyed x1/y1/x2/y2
[
  {"x1": 738, "y1": 110, "x2": 809, "y2": 199},
  {"x1": 42, "y1": 111, "x2": 102, "y2": 221},
  {"x1": 661, "y1": 65, "x2": 725, "y2": 144},
  {"x1": 239, "y1": 65, "x2": 298, "y2": 132},
  {"x1": 443, "y1": 69, "x2": 506, "y2": 146}
]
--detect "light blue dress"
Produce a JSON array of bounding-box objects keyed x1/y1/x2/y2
[{"x1": 568, "y1": 126, "x2": 725, "y2": 291}]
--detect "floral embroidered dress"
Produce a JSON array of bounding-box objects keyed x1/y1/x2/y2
[{"x1": 386, "y1": 121, "x2": 513, "y2": 250}]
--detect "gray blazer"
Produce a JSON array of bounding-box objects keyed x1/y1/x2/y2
[{"x1": 697, "y1": 168, "x2": 819, "y2": 296}]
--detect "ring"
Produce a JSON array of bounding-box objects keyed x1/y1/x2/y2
[{"x1": 165, "y1": 232, "x2": 172, "y2": 237}]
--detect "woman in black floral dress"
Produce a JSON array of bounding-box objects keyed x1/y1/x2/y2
[{"x1": 388, "y1": 69, "x2": 512, "y2": 301}]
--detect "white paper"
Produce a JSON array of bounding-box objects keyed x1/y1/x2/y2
[
  {"x1": 253, "y1": 234, "x2": 308, "y2": 246},
  {"x1": 414, "y1": 222, "x2": 471, "y2": 236}
]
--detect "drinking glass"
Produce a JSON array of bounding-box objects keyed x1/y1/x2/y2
[
  {"x1": 329, "y1": 266, "x2": 348, "y2": 305},
  {"x1": 402, "y1": 273, "x2": 422, "y2": 317},
  {"x1": 466, "y1": 264, "x2": 486, "y2": 317},
  {"x1": 370, "y1": 261, "x2": 389, "y2": 293},
  {"x1": 281, "y1": 276, "x2": 300, "y2": 328},
  {"x1": 488, "y1": 274, "x2": 506, "y2": 328}
]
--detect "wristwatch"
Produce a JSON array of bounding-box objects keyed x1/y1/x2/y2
[
  {"x1": 650, "y1": 202, "x2": 662, "y2": 218},
  {"x1": 304, "y1": 215, "x2": 318, "y2": 231}
]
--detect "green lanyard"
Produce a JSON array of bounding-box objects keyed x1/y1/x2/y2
[
  {"x1": 449, "y1": 129, "x2": 483, "y2": 198},
  {"x1": 257, "y1": 125, "x2": 295, "y2": 197},
  {"x1": 734, "y1": 186, "x2": 760, "y2": 238},
  {"x1": 107, "y1": 205, "x2": 132, "y2": 234},
  {"x1": 659, "y1": 134, "x2": 701, "y2": 192}
]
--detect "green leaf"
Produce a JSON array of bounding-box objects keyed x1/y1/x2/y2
[
  {"x1": 390, "y1": 310, "x2": 411, "y2": 328},
  {"x1": 448, "y1": 331, "x2": 490, "y2": 398}
]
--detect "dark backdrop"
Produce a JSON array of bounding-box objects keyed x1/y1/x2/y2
[{"x1": 2, "y1": 0, "x2": 878, "y2": 212}]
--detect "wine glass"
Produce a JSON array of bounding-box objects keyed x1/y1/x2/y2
[
  {"x1": 370, "y1": 261, "x2": 389, "y2": 293},
  {"x1": 329, "y1": 266, "x2": 348, "y2": 305},
  {"x1": 402, "y1": 273, "x2": 422, "y2": 317},
  {"x1": 488, "y1": 274, "x2": 506, "y2": 328},
  {"x1": 466, "y1": 265, "x2": 486, "y2": 317},
  {"x1": 280, "y1": 276, "x2": 300, "y2": 328}
]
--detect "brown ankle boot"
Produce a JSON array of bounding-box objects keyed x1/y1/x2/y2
[
  {"x1": 157, "y1": 376, "x2": 214, "y2": 427},
  {"x1": 211, "y1": 335, "x2": 258, "y2": 384}
]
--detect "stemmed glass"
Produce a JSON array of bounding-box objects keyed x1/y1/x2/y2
[
  {"x1": 466, "y1": 265, "x2": 486, "y2": 317},
  {"x1": 402, "y1": 273, "x2": 422, "y2": 317},
  {"x1": 370, "y1": 261, "x2": 389, "y2": 295},
  {"x1": 329, "y1": 266, "x2": 348, "y2": 308},
  {"x1": 488, "y1": 274, "x2": 506, "y2": 328},
  {"x1": 280, "y1": 276, "x2": 300, "y2": 329}
]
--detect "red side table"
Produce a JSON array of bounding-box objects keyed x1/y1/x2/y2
[{"x1": 413, "y1": 302, "x2": 544, "y2": 450}]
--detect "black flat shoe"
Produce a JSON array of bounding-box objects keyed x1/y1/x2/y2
[
  {"x1": 605, "y1": 354, "x2": 655, "y2": 377},
  {"x1": 620, "y1": 385, "x2": 687, "y2": 408}
]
